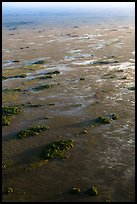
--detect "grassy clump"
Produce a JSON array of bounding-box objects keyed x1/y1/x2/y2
[
  {"x1": 95, "y1": 116, "x2": 111, "y2": 124},
  {"x1": 16, "y1": 125, "x2": 49, "y2": 139},
  {"x1": 48, "y1": 103, "x2": 55, "y2": 106},
  {"x1": 2, "y1": 88, "x2": 22, "y2": 93},
  {"x1": 27, "y1": 104, "x2": 43, "y2": 107},
  {"x1": 2, "y1": 105, "x2": 22, "y2": 126},
  {"x1": 2, "y1": 76, "x2": 8, "y2": 80},
  {"x1": 46, "y1": 70, "x2": 60, "y2": 75},
  {"x1": 9, "y1": 74, "x2": 27, "y2": 79},
  {"x1": 41, "y1": 139, "x2": 74, "y2": 160},
  {"x1": 2, "y1": 105, "x2": 22, "y2": 116},
  {"x1": 26, "y1": 160, "x2": 49, "y2": 171},
  {"x1": 86, "y1": 186, "x2": 99, "y2": 196},
  {"x1": 2, "y1": 116, "x2": 11, "y2": 126},
  {"x1": 38, "y1": 75, "x2": 53, "y2": 79},
  {"x1": 70, "y1": 187, "x2": 81, "y2": 194},
  {"x1": 81, "y1": 129, "x2": 88, "y2": 134},
  {"x1": 33, "y1": 84, "x2": 54, "y2": 91},
  {"x1": 73, "y1": 104, "x2": 82, "y2": 108},
  {"x1": 32, "y1": 60, "x2": 45, "y2": 65},
  {"x1": 5, "y1": 187, "x2": 14, "y2": 195},
  {"x1": 110, "y1": 113, "x2": 119, "y2": 120},
  {"x1": 93, "y1": 60, "x2": 119, "y2": 65},
  {"x1": 92, "y1": 113, "x2": 119, "y2": 127}
]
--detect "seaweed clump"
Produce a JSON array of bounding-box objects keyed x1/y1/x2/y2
[
  {"x1": 33, "y1": 84, "x2": 54, "y2": 91},
  {"x1": 32, "y1": 60, "x2": 45, "y2": 65},
  {"x1": 2, "y1": 76, "x2": 8, "y2": 80},
  {"x1": 92, "y1": 113, "x2": 119, "y2": 127},
  {"x1": 41, "y1": 139, "x2": 74, "y2": 160},
  {"x1": 86, "y1": 186, "x2": 99, "y2": 196},
  {"x1": 2, "y1": 105, "x2": 22, "y2": 126},
  {"x1": 70, "y1": 187, "x2": 81, "y2": 194},
  {"x1": 95, "y1": 116, "x2": 111, "y2": 124},
  {"x1": 38, "y1": 75, "x2": 53, "y2": 79},
  {"x1": 16, "y1": 125, "x2": 49, "y2": 139},
  {"x1": 45, "y1": 70, "x2": 60, "y2": 75},
  {"x1": 5, "y1": 187, "x2": 14, "y2": 195}
]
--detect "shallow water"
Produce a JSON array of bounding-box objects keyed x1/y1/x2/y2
[{"x1": 2, "y1": 3, "x2": 135, "y2": 202}]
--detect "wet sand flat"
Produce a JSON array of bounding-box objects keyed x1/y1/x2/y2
[{"x1": 2, "y1": 18, "x2": 135, "y2": 202}]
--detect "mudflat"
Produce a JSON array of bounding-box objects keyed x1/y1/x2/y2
[{"x1": 2, "y1": 19, "x2": 135, "y2": 202}]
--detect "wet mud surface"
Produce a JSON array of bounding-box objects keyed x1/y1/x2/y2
[{"x1": 2, "y1": 23, "x2": 135, "y2": 202}]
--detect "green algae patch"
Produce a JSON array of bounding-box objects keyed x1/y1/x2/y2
[
  {"x1": 2, "y1": 105, "x2": 22, "y2": 126},
  {"x1": 2, "y1": 116, "x2": 11, "y2": 126},
  {"x1": 32, "y1": 84, "x2": 54, "y2": 91},
  {"x1": 5, "y1": 187, "x2": 14, "y2": 195},
  {"x1": 16, "y1": 125, "x2": 49, "y2": 139},
  {"x1": 110, "y1": 113, "x2": 119, "y2": 120},
  {"x1": 46, "y1": 70, "x2": 60, "y2": 75},
  {"x1": 37, "y1": 75, "x2": 53, "y2": 80},
  {"x1": 95, "y1": 116, "x2": 111, "y2": 124},
  {"x1": 48, "y1": 103, "x2": 55, "y2": 106},
  {"x1": 26, "y1": 160, "x2": 49, "y2": 171},
  {"x1": 73, "y1": 104, "x2": 82, "y2": 108},
  {"x1": 93, "y1": 59, "x2": 119, "y2": 65},
  {"x1": 92, "y1": 113, "x2": 119, "y2": 127},
  {"x1": 81, "y1": 129, "x2": 88, "y2": 134},
  {"x1": 86, "y1": 186, "x2": 99, "y2": 196},
  {"x1": 41, "y1": 139, "x2": 74, "y2": 160},
  {"x1": 9, "y1": 74, "x2": 27, "y2": 79},
  {"x1": 32, "y1": 60, "x2": 45, "y2": 65},
  {"x1": 70, "y1": 187, "x2": 81, "y2": 194},
  {"x1": 2, "y1": 105, "x2": 22, "y2": 116},
  {"x1": 26, "y1": 103, "x2": 43, "y2": 107},
  {"x1": 2, "y1": 76, "x2": 8, "y2": 80}
]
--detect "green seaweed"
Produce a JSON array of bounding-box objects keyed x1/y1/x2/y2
[
  {"x1": 9, "y1": 74, "x2": 27, "y2": 79},
  {"x1": 48, "y1": 103, "x2": 55, "y2": 106},
  {"x1": 5, "y1": 187, "x2": 14, "y2": 195},
  {"x1": 93, "y1": 60, "x2": 119, "y2": 65},
  {"x1": 45, "y1": 70, "x2": 60, "y2": 75},
  {"x1": 110, "y1": 113, "x2": 119, "y2": 120},
  {"x1": 32, "y1": 60, "x2": 45, "y2": 65},
  {"x1": 2, "y1": 76, "x2": 8, "y2": 80},
  {"x1": 2, "y1": 105, "x2": 22, "y2": 126},
  {"x1": 92, "y1": 113, "x2": 119, "y2": 127},
  {"x1": 33, "y1": 84, "x2": 54, "y2": 91},
  {"x1": 86, "y1": 186, "x2": 99, "y2": 196},
  {"x1": 26, "y1": 160, "x2": 49, "y2": 170},
  {"x1": 27, "y1": 104, "x2": 43, "y2": 107},
  {"x1": 119, "y1": 76, "x2": 127, "y2": 80},
  {"x1": 2, "y1": 105, "x2": 22, "y2": 116},
  {"x1": 73, "y1": 104, "x2": 82, "y2": 108},
  {"x1": 81, "y1": 129, "x2": 88, "y2": 134},
  {"x1": 16, "y1": 125, "x2": 49, "y2": 139},
  {"x1": 41, "y1": 139, "x2": 74, "y2": 160},
  {"x1": 70, "y1": 187, "x2": 81, "y2": 194},
  {"x1": 38, "y1": 75, "x2": 53, "y2": 79},
  {"x1": 2, "y1": 88, "x2": 22, "y2": 92},
  {"x1": 95, "y1": 116, "x2": 111, "y2": 124},
  {"x1": 2, "y1": 115, "x2": 11, "y2": 126}
]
